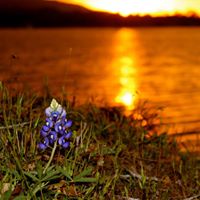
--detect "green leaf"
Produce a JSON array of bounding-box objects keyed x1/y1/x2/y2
[
  {"x1": 36, "y1": 162, "x2": 43, "y2": 179},
  {"x1": 31, "y1": 182, "x2": 49, "y2": 197},
  {"x1": 58, "y1": 168, "x2": 73, "y2": 181},
  {"x1": 24, "y1": 171, "x2": 39, "y2": 182},
  {"x1": 65, "y1": 164, "x2": 73, "y2": 177},
  {"x1": 46, "y1": 165, "x2": 56, "y2": 173},
  {"x1": 73, "y1": 167, "x2": 93, "y2": 181},
  {"x1": 33, "y1": 116, "x2": 40, "y2": 129},
  {"x1": 74, "y1": 177, "x2": 97, "y2": 183},
  {"x1": 41, "y1": 170, "x2": 61, "y2": 182},
  {"x1": 73, "y1": 167, "x2": 96, "y2": 183},
  {"x1": 14, "y1": 195, "x2": 26, "y2": 200}
]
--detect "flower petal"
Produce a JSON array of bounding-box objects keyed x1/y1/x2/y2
[
  {"x1": 38, "y1": 143, "x2": 47, "y2": 150},
  {"x1": 62, "y1": 118, "x2": 72, "y2": 128},
  {"x1": 51, "y1": 111, "x2": 60, "y2": 122},
  {"x1": 65, "y1": 131, "x2": 72, "y2": 139},
  {"x1": 49, "y1": 131, "x2": 57, "y2": 144},
  {"x1": 57, "y1": 105, "x2": 63, "y2": 113},
  {"x1": 65, "y1": 120, "x2": 72, "y2": 128},
  {"x1": 46, "y1": 118, "x2": 53, "y2": 128},
  {"x1": 50, "y1": 99, "x2": 60, "y2": 110},
  {"x1": 60, "y1": 109, "x2": 66, "y2": 118},
  {"x1": 40, "y1": 129, "x2": 48, "y2": 137},
  {"x1": 38, "y1": 137, "x2": 49, "y2": 150},
  {"x1": 62, "y1": 141, "x2": 70, "y2": 148},
  {"x1": 42, "y1": 125, "x2": 50, "y2": 132},
  {"x1": 58, "y1": 135, "x2": 64, "y2": 146},
  {"x1": 45, "y1": 107, "x2": 53, "y2": 117},
  {"x1": 55, "y1": 121, "x2": 64, "y2": 134},
  {"x1": 58, "y1": 133, "x2": 71, "y2": 148}
]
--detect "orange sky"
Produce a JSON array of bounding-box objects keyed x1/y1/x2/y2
[{"x1": 58, "y1": 0, "x2": 200, "y2": 16}]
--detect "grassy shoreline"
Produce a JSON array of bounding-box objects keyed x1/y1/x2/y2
[{"x1": 0, "y1": 83, "x2": 199, "y2": 199}]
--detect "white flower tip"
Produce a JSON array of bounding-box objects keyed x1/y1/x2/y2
[{"x1": 50, "y1": 99, "x2": 60, "y2": 111}]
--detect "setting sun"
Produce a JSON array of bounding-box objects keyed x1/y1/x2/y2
[
  {"x1": 80, "y1": 0, "x2": 175, "y2": 16},
  {"x1": 61, "y1": 0, "x2": 200, "y2": 16}
]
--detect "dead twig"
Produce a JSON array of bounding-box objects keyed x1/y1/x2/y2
[
  {"x1": 184, "y1": 194, "x2": 200, "y2": 200},
  {"x1": 120, "y1": 169, "x2": 159, "y2": 182},
  {"x1": 116, "y1": 195, "x2": 140, "y2": 200},
  {"x1": 0, "y1": 122, "x2": 30, "y2": 130}
]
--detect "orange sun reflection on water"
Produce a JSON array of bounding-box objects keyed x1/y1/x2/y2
[
  {"x1": 112, "y1": 29, "x2": 138, "y2": 111},
  {"x1": 115, "y1": 91, "x2": 134, "y2": 107}
]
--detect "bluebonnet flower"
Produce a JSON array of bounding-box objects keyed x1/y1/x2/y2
[{"x1": 38, "y1": 99, "x2": 73, "y2": 150}]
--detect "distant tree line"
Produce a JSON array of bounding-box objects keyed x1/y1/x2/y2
[{"x1": 0, "y1": 0, "x2": 200, "y2": 27}]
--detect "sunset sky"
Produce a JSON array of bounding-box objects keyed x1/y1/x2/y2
[{"x1": 58, "y1": 0, "x2": 200, "y2": 16}]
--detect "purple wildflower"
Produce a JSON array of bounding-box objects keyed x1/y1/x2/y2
[{"x1": 38, "y1": 99, "x2": 73, "y2": 150}]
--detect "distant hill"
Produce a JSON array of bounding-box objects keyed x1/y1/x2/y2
[
  {"x1": 0, "y1": 0, "x2": 92, "y2": 13},
  {"x1": 0, "y1": 0, "x2": 200, "y2": 27}
]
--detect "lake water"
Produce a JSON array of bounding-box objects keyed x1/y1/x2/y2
[{"x1": 0, "y1": 27, "x2": 200, "y2": 151}]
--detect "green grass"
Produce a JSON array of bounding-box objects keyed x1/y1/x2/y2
[{"x1": 0, "y1": 82, "x2": 199, "y2": 200}]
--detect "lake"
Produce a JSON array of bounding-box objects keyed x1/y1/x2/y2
[{"x1": 0, "y1": 27, "x2": 200, "y2": 150}]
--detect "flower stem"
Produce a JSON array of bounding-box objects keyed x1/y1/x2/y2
[{"x1": 43, "y1": 141, "x2": 57, "y2": 174}]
